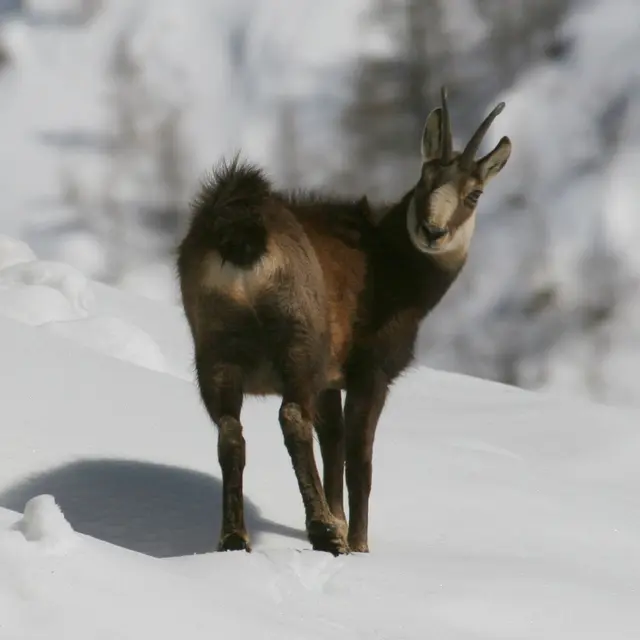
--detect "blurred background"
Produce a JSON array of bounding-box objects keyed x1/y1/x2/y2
[{"x1": 1, "y1": 0, "x2": 639, "y2": 406}]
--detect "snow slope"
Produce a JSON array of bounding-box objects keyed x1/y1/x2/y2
[{"x1": 1, "y1": 235, "x2": 640, "y2": 638}]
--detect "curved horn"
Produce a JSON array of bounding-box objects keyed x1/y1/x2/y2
[
  {"x1": 459, "y1": 101, "x2": 505, "y2": 169},
  {"x1": 440, "y1": 85, "x2": 453, "y2": 164}
]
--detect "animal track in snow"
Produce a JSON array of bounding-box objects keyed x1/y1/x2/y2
[
  {"x1": 447, "y1": 437, "x2": 525, "y2": 463},
  {"x1": 262, "y1": 549, "x2": 346, "y2": 604}
]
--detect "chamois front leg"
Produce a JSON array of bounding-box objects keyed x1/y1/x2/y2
[
  {"x1": 344, "y1": 370, "x2": 389, "y2": 553},
  {"x1": 315, "y1": 388, "x2": 347, "y2": 524}
]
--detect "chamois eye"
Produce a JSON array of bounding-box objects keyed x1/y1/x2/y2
[{"x1": 464, "y1": 189, "x2": 482, "y2": 208}]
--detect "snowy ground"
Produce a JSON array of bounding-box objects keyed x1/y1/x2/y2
[{"x1": 1, "y1": 236, "x2": 640, "y2": 639}]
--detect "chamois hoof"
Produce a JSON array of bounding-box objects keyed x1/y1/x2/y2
[
  {"x1": 307, "y1": 519, "x2": 350, "y2": 556},
  {"x1": 218, "y1": 532, "x2": 252, "y2": 553},
  {"x1": 347, "y1": 541, "x2": 369, "y2": 553}
]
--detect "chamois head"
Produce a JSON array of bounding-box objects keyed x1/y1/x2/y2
[{"x1": 407, "y1": 86, "x2": 512, "y2": 256}]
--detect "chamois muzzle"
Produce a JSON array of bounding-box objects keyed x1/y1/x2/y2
[{"x1": 421, "y1": 222, "x2": 448, "y2": 245}]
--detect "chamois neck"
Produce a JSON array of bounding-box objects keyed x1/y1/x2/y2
[
  {"x1": 376, "y1": 190, "x2": 415, "y2": 253},
  {"x1": 371, "y1": 190, "x2": 465, "y2": 320}
]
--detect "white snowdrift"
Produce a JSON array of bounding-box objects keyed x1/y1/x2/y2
[
  {"x1": 12, "y1": 494, "x2": 76, "y2": 553},
  {"x1": 0, "y1": 237, "x2": 186, "y2": 377},
  {"x1": 1, "y1": 235, "x2": 640, "y2": 638}
]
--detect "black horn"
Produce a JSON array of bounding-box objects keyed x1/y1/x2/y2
[
  {"x1": 440, "y1": 85, "x2": 453, "y2": 164},
  {"x1": 459, "y1": 101, "x2": 505, "y2": 169}
]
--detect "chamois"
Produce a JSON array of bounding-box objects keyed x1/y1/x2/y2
[{"x1": 176, "y1": 87, "x2": 512, "y2": 555}]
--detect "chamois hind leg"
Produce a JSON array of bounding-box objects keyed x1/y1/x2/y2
[
  {"x1": 271, "y1": 332, "x2": 348, "y2": 555},
  {"x1": 315, "y1": 389, "x2": 346, "y2": 524},
  {"x1": 279, "y1": 387, "x2": 348, "y2": 556},
  {"x1": 196, "y1": 358, "x2": 250, "y2": 552},
  {"x1": 256, "y1": 275, "x2": 347, "y2": 555}
]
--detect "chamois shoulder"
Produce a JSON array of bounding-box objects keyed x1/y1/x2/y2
[{"x1": 279, "y1": 189, "x2": 376, "y2": 248}]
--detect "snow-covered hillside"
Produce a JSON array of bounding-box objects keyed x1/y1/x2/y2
[{"x1": 1, "y1": 234, "x2": 640, "y2": 639}]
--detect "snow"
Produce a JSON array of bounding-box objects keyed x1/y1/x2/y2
[
  {"x1": 13, "y1": 494, "x2": 76, "y2": 553},
  {"x1": 0, "y1": 258, "x2": 95, "y2": 314},
  {"x1": 44, "y1": 315, "x2": 167, "y2": 372},
  {"x1": 1, "y1": 234, "x2": 640, "y2": 638},
  {"x1": 0, "y1": 246, "x2": 95, "y2": 327},
  {"x1": 0, "y1": 234, "x2": 37, "y2": 270},
  {"x1": 116, "y1": 260, "x2": 179, "y2": 303},
  {"x1": 0, "y1": 242, "x2": 175, "y2": 375}
]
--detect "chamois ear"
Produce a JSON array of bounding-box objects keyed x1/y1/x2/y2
[
  {"x1": 421, "y1": 107, "x2": 443, "y2": 162},
  {"x1": 477, "y1": 136, "x2": 512, "y2": 183}
]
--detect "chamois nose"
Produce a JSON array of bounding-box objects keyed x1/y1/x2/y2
[{"x1": 421, "y1": 222, "x2": 448, "y2": 243}]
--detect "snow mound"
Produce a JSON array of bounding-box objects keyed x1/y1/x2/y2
[
  {"x1": 13, "y1": 495, "x2": 76, "y2": 554},
  {"x1": 118, "y1": 261, "x2": 180, "y2": 304},
  {"x1": 0, "y1": 259, "x2": 95, "y2": 315},
  {"x1": 45, "y1": 315, "x2": 167, "y2": 373},
  {"x1": 0, "y1": 234, "x2": 37, "y2": 271},
  {"x1": 0, "y1": 284, "x2": 82, "y2": 325},
  {"x1": 0, "y1": 235, "x2": 170, "y2": 375},
  {"x1": 46, "y1": 231, "x2": 107, "y2": 281}
]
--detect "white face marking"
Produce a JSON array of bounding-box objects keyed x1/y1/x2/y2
[
  {"x1": 447, "y1": 214, "x2": 476, "y2": 256},
  {"x1": 429, "y1": 182, "x2": 459, "y2": 227},
  {"x1": 406, "y1": 194, "x2": 476, "y2": 263}
]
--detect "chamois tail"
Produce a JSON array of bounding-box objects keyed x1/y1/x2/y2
[{"x1": 189, "y1": 156, "x2": 272, "y2": 267}]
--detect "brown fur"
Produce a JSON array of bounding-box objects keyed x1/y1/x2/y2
[{"x1": 176, "y1": 89, "x2": 512, "y2": 555}]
